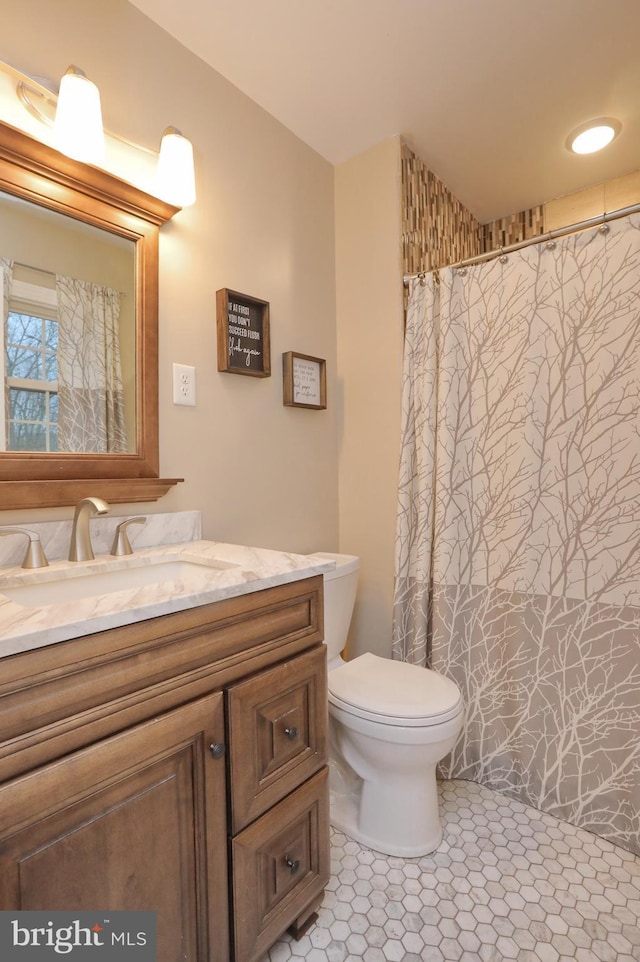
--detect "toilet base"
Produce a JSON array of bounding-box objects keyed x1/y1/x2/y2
[{"x1": 329, "y1": 786, "x2": 443, "y2": 858}]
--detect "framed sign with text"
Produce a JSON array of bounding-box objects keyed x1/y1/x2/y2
[
  {"x1": 283, "y1": 352, "x2": 327, "y2": 410},
  {"x1": 216, "y1": 289, "x2": 271, "y2": 377}
]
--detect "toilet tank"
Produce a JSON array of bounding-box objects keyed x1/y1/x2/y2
[{"x1": 310, "y1": 552, "x2": 360, "y2": 662}]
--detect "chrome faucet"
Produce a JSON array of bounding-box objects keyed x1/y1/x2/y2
[
  {"x1": 68, "y1": 497, "x2": 110, "y2": 562},
  {"x1": 0, "y1": 527, "x2": 49, "y2": 569}
]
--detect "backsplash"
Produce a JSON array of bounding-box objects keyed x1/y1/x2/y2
[{"x1": 0, "y1": 510, "x2": 201, "y2": 566}]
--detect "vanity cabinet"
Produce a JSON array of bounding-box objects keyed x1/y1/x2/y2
[{"x1": 0, "y1": 576, "x2": 329, "y2": 962}]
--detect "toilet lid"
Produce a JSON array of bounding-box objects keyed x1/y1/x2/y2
[{"x1": 328, "y1": 652, "x2": 462, "y2": 727}]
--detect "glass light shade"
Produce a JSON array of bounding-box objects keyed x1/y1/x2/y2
[
  {"x1": 157, "y1": 127, "x2": 196, "y2": 207},
  {"x1": 568, "y1": 118, "x2": 621, "y2": 155},
  {"x1": 54, "y1": 66, "x2": 104, "y2": 164}
]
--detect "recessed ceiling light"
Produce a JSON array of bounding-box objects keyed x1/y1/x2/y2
[{"x1": 567, "y1": 118, "x2": 621, "y2": 155}]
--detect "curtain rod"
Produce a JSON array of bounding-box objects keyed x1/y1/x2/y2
[
  {"x1": 14, "y1": 260, "x2": 55, "y2": 277},
  {"x1": 403, "y1": 201, "x2": 640, "y2": 285},
  {"x1": 12, "y1": 261, "x2": 128, "y2": 296}
]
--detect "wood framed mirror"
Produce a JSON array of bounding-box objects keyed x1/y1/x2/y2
[{"x1": 0, "y1": 121, "x2": 182, "y2": 509}]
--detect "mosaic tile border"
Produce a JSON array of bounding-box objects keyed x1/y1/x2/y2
[
  {"x1": 401, "y1": 142, "x2": 545, "y2": 277},
  {"x1": 483, "y1": 206, "x2": 545, "y2": 251},
  {"x1": 401, "y1": 143, "x2": 483, "y2": 274},
  {"x1": 401, "y1": 141, "x2": 638, "y2": 280}
]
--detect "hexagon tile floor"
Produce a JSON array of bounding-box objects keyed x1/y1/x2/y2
[{"x1": 261, "y1": 779, "x2": 640, "y2": 962}]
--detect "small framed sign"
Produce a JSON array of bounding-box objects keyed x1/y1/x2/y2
[
  {"x1": 283, "y1": 352, "x2": 327, "y2": 410},
  {"x1": 216, "y1": 289, "x2": 271, "y2": 377}
]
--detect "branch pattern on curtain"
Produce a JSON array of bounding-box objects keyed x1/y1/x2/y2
[
  {"x1": 393, "y1": 214, "x2": 640, "y2": 854},
  {"x1": 56, "y1": 274, "x2": 127, "y2": 453}
]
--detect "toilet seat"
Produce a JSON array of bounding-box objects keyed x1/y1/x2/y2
[{"x1": 328, "y1": 652, "x2": 462, "y2": 727}]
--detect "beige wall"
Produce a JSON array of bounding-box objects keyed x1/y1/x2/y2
[
  {"x1": 335, "y1": 137, "x2": 405, "y2": 659},
  {"x1": 0, "y1": 0, "x2": 339, "y2": 555}
]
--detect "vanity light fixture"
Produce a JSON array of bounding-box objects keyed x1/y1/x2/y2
[
  {"x1": 567, "y1": 118, "x2": 621, "y2": 155},
  {"x1": 3, "y1": 59, "x2": 196, "y2": 206},
  {"x1": 157, "y1": 126, "x2": 197, "y2": 207},
  {"x1": 53, "y1": 66, "x2": 104, "y2": 165}
]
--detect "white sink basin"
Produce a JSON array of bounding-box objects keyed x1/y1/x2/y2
[{"x1": 0, "y1": 558, "x2": 238, "y2": 608}]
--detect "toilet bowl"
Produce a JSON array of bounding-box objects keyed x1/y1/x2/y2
[
  {"x1": 310, "y1": 552, "x2": 463, "y2": 858},
  {"x1": 329, "y1": 651, "x2": 463, "y2": 856}
]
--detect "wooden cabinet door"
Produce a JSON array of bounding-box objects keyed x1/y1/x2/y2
[
  {"x1": 0, "y1": 694, "x2": 229, "y2": 962},
  {"x1": 228, "y1": 646, "x2": 327, "y2": 832}
]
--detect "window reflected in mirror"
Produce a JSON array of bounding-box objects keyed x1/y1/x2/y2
[{"x1": 6, "y1": 306, "x2": 59, "y2": 451}]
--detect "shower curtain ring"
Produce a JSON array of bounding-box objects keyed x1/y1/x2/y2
[
  {"x1": 499, "y1": 246, "x2": 508, "y2": 264},
  {"x1": 545, "y1": 230, "x2": 556, "y2": 250},
  {"x1": 599, "y1": 211, "x2": 610, "y2": 234}
]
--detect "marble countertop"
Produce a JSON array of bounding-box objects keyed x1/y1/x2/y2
[{"x1": 0, "y1": 540, "x2": 334, "y2": 659}]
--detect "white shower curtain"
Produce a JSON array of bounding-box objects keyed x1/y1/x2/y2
[{"x1": 393, "y1": 213, "x2": 640, "y2": 854}]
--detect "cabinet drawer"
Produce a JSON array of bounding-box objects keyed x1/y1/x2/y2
[
  {"x1": 227, "y1": 646, "x2": 327, "y2": 832},
  {"x1": 231, "y1": 767, "x2": 329, "y2": 962}
]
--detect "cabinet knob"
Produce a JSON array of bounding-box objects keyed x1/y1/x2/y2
[
  {"x1": 284, "y1": 855, "x2": 300, "y2": 875},
  {"x1": 284, "y1": 725, "x2": 298, "y2": 741},
  {"x1": 209, "y1": 742, "x2": 225, "y2": 760}
]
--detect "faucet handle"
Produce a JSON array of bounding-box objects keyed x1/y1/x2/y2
[
  {"x1": 0, "y1": 528, "x2": 49, "y2": 569},
  {"x1": 110, "y1": 517, "x2": 146, "y2": 557}
]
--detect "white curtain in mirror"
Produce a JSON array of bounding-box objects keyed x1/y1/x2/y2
[
  {"x1": 56, "y1": 275, "x2": 127, "y2": 453},
  {"x1": 0, "y1": 258, "x2": 12, "y2": 450}
]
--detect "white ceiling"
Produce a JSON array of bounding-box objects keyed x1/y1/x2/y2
[{"x1": 130, "y1": 0, "x2": 640, "y2": 222}]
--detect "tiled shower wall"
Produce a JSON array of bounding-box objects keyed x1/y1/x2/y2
[
  {"x1": 482, "y1": 206, "x2": 545, "y2": 250},
  {"x1": 401, "y1": 144, "x2": 483, "y2": 275},
  {"x1": 401, "y1": 140, "x2": 640, "y2": 275},
  {"x1": 401, "y1": 141, "x2": 544, "y2": 274}
]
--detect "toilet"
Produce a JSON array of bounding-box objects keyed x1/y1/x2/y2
[{"x1": 312, "y1": 552, "x2": 464, "y2": 858}]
